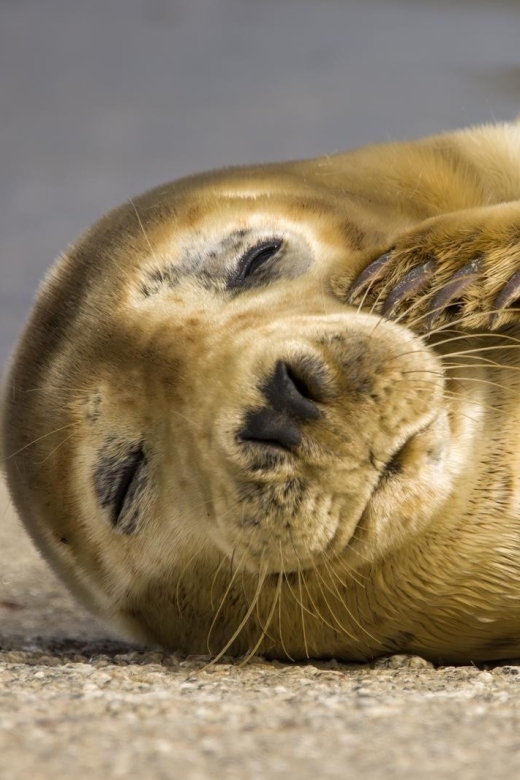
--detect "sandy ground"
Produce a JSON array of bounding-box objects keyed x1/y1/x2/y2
[{"x1": 3, "y1": 478, "x2": 520, "y2": 780}]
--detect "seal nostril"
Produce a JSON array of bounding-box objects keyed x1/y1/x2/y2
[
  {"x1": 263, "y1": 360, "x2": 322, "y2": 421},
  {"x1": 285, "y1": 364, "x2": 313, "y2": 400},
  {"x1": 239, "y1": 408, "x2": 302, "y2": 452}
]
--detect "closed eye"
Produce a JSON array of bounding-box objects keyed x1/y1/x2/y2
[
  {"x1": 110, "y1": 446, "x2": 145, "y2": 526},
  {"x1": 235, "y1": 239, "x2": 282, "y2": 284},
  {"x1": 94, "y1": 444, "x2": 146, "y2": 531}
]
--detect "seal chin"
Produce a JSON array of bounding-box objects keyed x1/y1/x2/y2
[
  {"x1": 213, "y1": 398, "x2": 451, "y2": 578},
  {"x1": 235, "y1": 412, "x2": 450, "y2": 579}
]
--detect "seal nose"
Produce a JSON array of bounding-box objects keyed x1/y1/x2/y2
[{"x1": 239, "y1": 361, "x2": 322, "y2": 452}]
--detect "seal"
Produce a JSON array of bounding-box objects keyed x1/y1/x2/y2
[{"x1": 4, "y1": 121, "x2": 520, "y2": 663}]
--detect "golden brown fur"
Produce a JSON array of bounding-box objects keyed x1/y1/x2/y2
[{"x1": 4, "y1": 122, "x2": 520, "y2": 663}]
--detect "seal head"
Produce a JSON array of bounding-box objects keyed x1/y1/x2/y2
[{"x1": 5, "y1": 125, "x2": 520, "y2": 662}]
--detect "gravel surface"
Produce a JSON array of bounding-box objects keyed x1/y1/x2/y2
[{"x1": 3, "y1": 478, "x2": 520, "y2": 780}]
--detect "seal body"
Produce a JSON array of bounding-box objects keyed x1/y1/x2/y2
[{"x1": 4, "y1": 122, "x2": 520, "y2": 663}]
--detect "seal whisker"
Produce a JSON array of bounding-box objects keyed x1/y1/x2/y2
[
  {"x1": 208, "y1": 555, "x2": 229, "y2": 612},
  {"x1": 129, "y1": 197, "x2": 160, "y2": 267},
  {"x1": 366, "y1": 269, "x2": 395, "y2": 319},
  {"x1": 36, "y1": 431, "x2": 77, "y2": 464},
  {"x1": 277, "y1": 549, "x2": 295, "y2": 662},
  {"x1": 445, "y1": 356, "x2": 520, "y2": 373},
  {"x1": 175, "y1": 548, "x2": 202, "y2": 615},
  {"x1": 352, "y1": 252, "x2": 394, "y2": 316},
  {"x1": 408, "y1": 305, "x2": 520, "y2": 335},
  {"x1": 441, "y1": 374, "x2": 520, "y2": 397},
  {"x1": 286, "y1": 533, "x2": 332, "y2": 644},
  {"x1": 321, "y1": 557, "x2": 379, "y2": 646},
  {"x1": 108, "y1": 256, "x2": 135, "y2": 286},
  {"x1": 209, "y1": 560, "x2": 269, "y2": 665},
  {"x1": 173, "y1": 498, "x2": 236, "y2": 614},
  {"x1": 252, "y1": 577, "x2": 277, "y2": 647},
  {"x1": 4, "y1": 422, "x2": 79, "y2": 461},
  {"x1": 325, "y1": 554, "x2": 366, "y2": 588},
  {"x1": 282, "y1": 564, "x2": 315, "y2": 622},
  {"x1": 15, "y1": 386, "x2": 94, "y2": 394},
  {"x1": 293, "y1": 561, "x2": 339, "y2": 635},
  {"x1": 443, "y1": 344, "x2": 520, "y2": 368},
  {"x1": 297, "y1": 568, "x2": 310, "y2": 659},
  {"x1": 440, "y1": 389, "x2": 507, "y2": 415},
  {"x1": 169, "y1": 409, "x2": 205, "y2": 432},
  {"x1": 240, "y1": 569, "x2": 282, "y2": 665},
  {"x1": 429, "y1": 330, "x2": 520, "y2": 349},
  {"x1": 345, "y1": 527, "x2": 379, "y2": 564},
  {"x1": 446, "y1": 344, "x2": 520, "y2": 358},
  {"x1": 398, "y1": 368, "x2": 518, "y2": 410},
  {"x1": 313, "y1": 563, "x2": 359, "y2": 641},
  {"x1": 205, "y1": 545, "x2": 249, "y2": 657}
]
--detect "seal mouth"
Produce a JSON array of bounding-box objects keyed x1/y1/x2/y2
[
  {"x1": 308, "y1": 410, "x2": 450, "y2": 573},
  {"x1": 375, "y1": 418, "x2": 437, "y2": 490},
  {"x1": 374, "y1": 435, "x2": 414, "y2": 488},
  {"x1": 363, "y1": 411, "x2": 446, "y2": 511}
]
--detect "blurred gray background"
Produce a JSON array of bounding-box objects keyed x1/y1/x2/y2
[{"x1": 1, "y1": 0, "x2": 520, "y2": 368}]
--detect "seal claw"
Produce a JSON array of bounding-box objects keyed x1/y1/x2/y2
[
  {"x1": 425, "y1": 257, "x2": 483, "y2": 331},
  {"x1": 347, "y1": 250, "x2": 395, "y2": 304},
  {"x1": 381, "y1": 260, "x2": 435, "y2": 318},
  {"x1": 490, "y1": 269, "x2": 520, "y2": 329}
]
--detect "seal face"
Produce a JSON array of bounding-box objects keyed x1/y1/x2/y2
[{"x1": 5, "y1": 122, "x2": 520, "y2": 663}]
